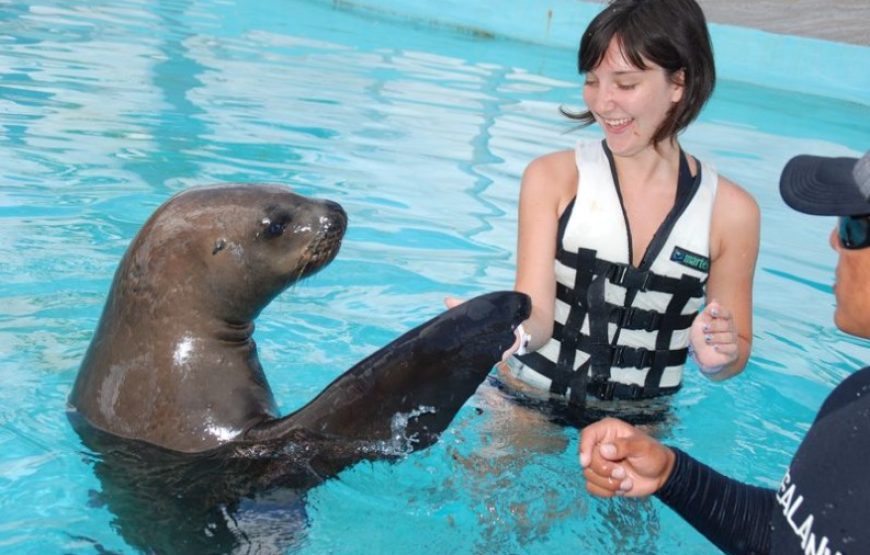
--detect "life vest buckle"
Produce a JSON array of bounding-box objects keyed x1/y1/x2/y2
[
  {"x1": 611, "y1": 346, "x2": 655, "y2": 368},
  {"x1": 610, "y1": 345, "x2": 626, "y2": 366},
  {"x1": 625, "y1": 383, "x2": 645, "y2": 399},
  {"x1": 587, "y1": 380, "x2": 646, "y2": 400},
  {"x1": 636, "y1": 347, "x2": 654, "y2": 368},
  {"x1": 617, "y1": 307, "x2": 635, "y2": 328},
  {"x1": 607, "y1": 264, "x2": 652, "y2": 292},
  {"x1": 613, "y1": 307, "x2": 662, "y2": 332},
  {"x1": 608, "y1": 264, "x2": 629, "y2": 287},
  {"x1": 594, "y1": 380, "x2": 616, "y2": 400},
  {"x1": 643, "y1": 312, "x2": 661, "y2": 332}
]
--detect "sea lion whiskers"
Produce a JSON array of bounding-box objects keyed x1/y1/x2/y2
[{"x1": 291, "y1": 214, "x2": 345, "y2": 283}]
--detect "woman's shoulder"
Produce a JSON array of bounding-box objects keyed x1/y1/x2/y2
[
  {"x1": 713, "y1": 174, "x2": 760, "y2": 224},
  {"x1": 521, "y1": 150, "x2": 579, "y2": 209},
  {"x1": 716, "y1": 174, "x2": 756, "y2": 203},
  {"x1": 522, "y1": 149, "x2": 577, "y2": 187},
  {"x1": 708, "y1": 173, "x2": 761, "y2": 257},
  {"x1": 525, "y1": 149, "x2": 576, "y2": 176}
]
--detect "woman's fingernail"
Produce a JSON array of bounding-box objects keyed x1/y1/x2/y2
[
  {"x1": 711, "y1": 308, "x2": 719, "y2": 317},
  {"x1": 600, "y1": 443, "x2": 617, "y2": 458},
  {"x1": 703, "y1": 324, "x2": 710, "y2": 332},
  {"x1": 612, "y1": 466, "x2": 626, "y2": 480},
  {"x1": 705, "y1": 334, "x2": 712, "y2": 343},
  {"x1": 620, "y1": 478, "x2": 633, "y2": 491}
]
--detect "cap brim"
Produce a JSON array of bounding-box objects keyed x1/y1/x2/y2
[{"x1": 780, "y1": 155, "x2": 865, "y2": 216}]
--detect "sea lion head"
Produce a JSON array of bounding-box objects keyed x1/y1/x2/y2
[
  {"x1": 70, "y1": 184, "x2": 346, "y2": 451},
  {"x1": 121, "y1": 184, "x2": 347, "y2": 323}
]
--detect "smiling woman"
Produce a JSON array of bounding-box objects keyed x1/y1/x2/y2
[
  {"x1": 498, "y1": 0, "x2": 761, "y2": 417},
  {"x1": 573, "y1": 0, "x2": 714, "y2": 150}
]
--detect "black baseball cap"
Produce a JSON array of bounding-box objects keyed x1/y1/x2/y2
[{"x1": 780, "y1": 151, "x2": 870, "y2": 216}]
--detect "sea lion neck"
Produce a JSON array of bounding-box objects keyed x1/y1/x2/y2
[{"x1": 214, "y1": 319, "x2": 255, "y2": 344}]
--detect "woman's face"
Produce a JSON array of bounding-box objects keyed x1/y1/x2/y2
[
  {"x1": 829, "y1": 226, "x2": 870, "y2": 339},
  {"x1": 582, "y1": 37, "x2": 684, "y2": 157}
]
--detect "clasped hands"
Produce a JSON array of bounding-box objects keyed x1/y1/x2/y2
[{"x1": 578, "y1": 417, "x2": 675, "y2": 498}]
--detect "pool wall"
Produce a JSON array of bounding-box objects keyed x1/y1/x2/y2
[{"x1": 327, "y1": 0, "x2": 870, "y2": 106}]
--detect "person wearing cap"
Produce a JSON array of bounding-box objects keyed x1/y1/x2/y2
[{"x1": 578, "y1": 151, "x2": 870, "y2": 554}]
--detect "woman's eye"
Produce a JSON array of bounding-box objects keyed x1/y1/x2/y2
[{"x1": 617, "y1": 83, "x2": 638, "y2": 90}]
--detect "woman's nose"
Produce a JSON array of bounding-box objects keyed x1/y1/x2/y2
[{"x1": 588, "y1": 84, "x2": 614, "y2": 112}]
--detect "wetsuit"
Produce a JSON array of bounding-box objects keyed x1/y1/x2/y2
[{"x1": 656, "y1": 366, "x2": 870, "y2": 554}]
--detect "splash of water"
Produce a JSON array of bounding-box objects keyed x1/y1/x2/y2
[{"x1": 370, "y1": 405, "x2": 438, "y2": 457}]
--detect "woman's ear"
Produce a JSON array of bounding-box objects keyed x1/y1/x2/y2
[{"x1": 670, "y1": 68, "x2": 686, "y2": 103}]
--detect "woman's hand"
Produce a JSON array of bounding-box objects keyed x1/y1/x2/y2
[{"x1": 689, "y1": 300, "x2": 739, "y2": 377}]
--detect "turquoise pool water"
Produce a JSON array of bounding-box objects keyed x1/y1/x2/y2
[{"x1": 1, "y1": 0, "x2": 868, "y2": 553}]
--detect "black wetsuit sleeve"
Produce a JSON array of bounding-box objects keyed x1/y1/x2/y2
[{"x1": 654, "y1": 448, "x2": 775, "y2": 555}]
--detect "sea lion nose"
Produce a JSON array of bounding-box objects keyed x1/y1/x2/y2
[{"x1": 320, "y1": 200, "x2": 347, "y2": 238}]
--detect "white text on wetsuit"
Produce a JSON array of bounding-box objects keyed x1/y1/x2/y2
[{"x1": 776, "y1": 470, "x2": 843, "y2": 555}]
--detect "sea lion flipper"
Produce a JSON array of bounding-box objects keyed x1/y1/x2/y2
[{"x1": 247, "y1": 291, "x2": 531, "y2": 451}]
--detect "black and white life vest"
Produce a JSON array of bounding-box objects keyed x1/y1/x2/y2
[{"x1": 509, "y1": 140, "x2": 717, "y2": 406}]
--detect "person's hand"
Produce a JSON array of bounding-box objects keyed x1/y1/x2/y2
[
  {"x1": 443, "y1": 296, "x2": 529, "y2": 361},
  {"x1": 579, "y1": 417, "x2": 675, "y2": 497},
  {"x1": 689, "y1": 300, "x2": 738, "y2": 376}
]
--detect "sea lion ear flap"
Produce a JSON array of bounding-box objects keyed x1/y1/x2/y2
[{"x1": 212, "y1": 238, "x2": 227, "y2": 255}]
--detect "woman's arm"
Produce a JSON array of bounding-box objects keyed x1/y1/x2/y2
[
  {"x1": 513, "y1": 150, "x2": 578, "y2": 351},
  {"x1": 690, "y1": 176, "x2": 760, "y2": 380}
]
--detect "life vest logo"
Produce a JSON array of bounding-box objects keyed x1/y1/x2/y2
[{"x1": 670, "y1": 247, "x2": 710, "y2": 273}]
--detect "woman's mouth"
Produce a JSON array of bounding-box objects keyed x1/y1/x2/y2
[{"x1": 602, "y1": 117, "x2": 633, "y2": 133}]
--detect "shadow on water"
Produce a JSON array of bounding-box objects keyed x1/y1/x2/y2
[{"x1": 70, "y1": 416, "x2": 378, "y2": 554}]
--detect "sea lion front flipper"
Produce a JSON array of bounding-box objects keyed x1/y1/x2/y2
[{"x1": 247, "y1": 291, "x2": 531, "y2": 452}]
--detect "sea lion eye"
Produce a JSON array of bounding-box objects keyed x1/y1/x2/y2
[{"x1": 261, "y1": 217, "x2": 287, "y2": 238}]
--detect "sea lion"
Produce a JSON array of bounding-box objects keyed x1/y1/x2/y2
[
  {"x1": 70, "y1": 286, "x2": 529, "y2": 554},
  {"x1": 68, "y1": 181, "x2": 529, "y2": 460},
  {"x1": 67, "y1": 183, "x2": 530, "y2": 552}
]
